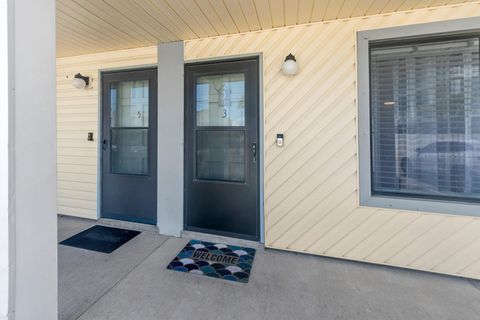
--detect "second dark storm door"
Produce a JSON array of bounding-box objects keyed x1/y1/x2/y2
[
  {"x1": 185, "y1": 58, "x2": 260, "y2": 241},
  {"x1": 101, "y1": 68, "x2": 157, "y2": 225}
]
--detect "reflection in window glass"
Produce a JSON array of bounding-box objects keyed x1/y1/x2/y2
[
  {"x1": 196, "y1": 73, "x2": 245, "y2": 126},
  {"x1": 370, "y1": 37, "x2": 480, "y2": 201}
]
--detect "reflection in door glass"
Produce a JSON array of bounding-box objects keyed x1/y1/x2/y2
[
  {"x1": 196, "y1": 73, "x2": 245, "y2": 126},
  {"x1": 111, "y1": 129, "x2": 148, "y2": 175},
  {"x1": 110, "y1": 80, "x2": 149, "y2": 175},
  {"x1": 110, "y1": 80, "x2": 149, "y2": 127},
  {"x1": 196, "y1": 130, "x2": 245, "y2": 182}
]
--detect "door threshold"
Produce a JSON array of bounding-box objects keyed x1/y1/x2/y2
[
  {"x1": 98, "y1": 218, "x2": 158, "y2": 233},
  {"x1": 181, "y1": 230, "x2": 264, "y2": 249}
]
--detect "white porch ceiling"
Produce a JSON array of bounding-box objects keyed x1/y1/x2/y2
[{"x1": 57, "y1": 0, "x2": 477, "y2": 57}]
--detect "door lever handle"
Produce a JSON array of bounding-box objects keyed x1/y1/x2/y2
[
  {"x1": 252, "y1": 143, "x2": 257, "y2": 164},
  {"x1": 102, "y1": 139, "x2": 108, "y2": 151}
]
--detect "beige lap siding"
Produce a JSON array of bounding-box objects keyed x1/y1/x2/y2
[
  {"x1": 184, "y1": 2, "x2": 480, "y2": 279},
  {"x1": 56, "y1": 46, "x2": 157, "y2": 219}
]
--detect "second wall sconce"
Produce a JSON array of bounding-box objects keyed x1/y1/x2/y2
[{"x1": 282, "y1": 53, "x2": 298, "y2": 76}]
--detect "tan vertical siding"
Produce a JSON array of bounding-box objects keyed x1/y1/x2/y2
[
  {"x1": 184, "y1": 2, "x2": 480, "y2": 279},
  {"x1": 56, "y1": 46, "x2": 157, "y2": 219}
]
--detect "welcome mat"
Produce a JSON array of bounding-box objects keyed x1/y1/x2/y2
[
  {"x1": 59, "y1": 225, "x2": 141, "y2": 254},
  {"x1": 167, "y1": 240, "x2": 256, "y2": 283}
]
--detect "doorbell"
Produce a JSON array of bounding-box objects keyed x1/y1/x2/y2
[{"x1": 276, "y1": 133, "x2": 284, "y2": 147}]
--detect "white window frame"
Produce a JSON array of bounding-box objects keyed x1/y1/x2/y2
[{"x1": 357, "y1": 17, "x2": 480, "y2": 217}]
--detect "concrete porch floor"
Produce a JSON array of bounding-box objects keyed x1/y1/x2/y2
[{"x1": 59, "y1": 215, "x2": 480, "y2": 320}]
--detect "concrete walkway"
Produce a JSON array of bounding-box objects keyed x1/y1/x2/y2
[{"x1": 59, "y1": 216, "x2": 480, "y2": 320}]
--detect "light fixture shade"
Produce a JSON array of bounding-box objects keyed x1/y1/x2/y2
[
  {"x1": 72, "y1": 77, "x2": 87, "y2": 89},
  {"x1": 282, "y1": 53, "x2": 298, "y2": 76},
  {"x1": 72, "y1": 73, "x2": 90, "y2": 89}
]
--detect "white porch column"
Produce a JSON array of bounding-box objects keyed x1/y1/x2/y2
[
  {"x1": 0, "y1": 0, "x2": 57, "y2": 319},
  {"x1": 157, "y1": 41, "x2": 184, "y2": 237},
  {"x1": 0, "y1": 0, "x2": 15, "y2": 319}
]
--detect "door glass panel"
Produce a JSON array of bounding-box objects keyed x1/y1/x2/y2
[
  {"x1": 110, "y1": 80, "x2": 149, "y2": 127},
  {"x1": 111, "y1": 129, "x2": 148, "y2": 175},
  {"x1": 196, "y1": 130, "x2": 245, "y2": 182},
  {"x1": 196, "y1": 73, "x2": 245, "y2": 126},
  {"x1": 110, "y1": 80, "x2": 149, "y2": 175}
]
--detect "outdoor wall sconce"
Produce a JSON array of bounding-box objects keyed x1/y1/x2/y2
[
  {"x1": 281, "y1": 53, "x2": 298, "y2": 76},
  {"x1": 72, "y1": 73, "x2": 90, "y2": 89}
]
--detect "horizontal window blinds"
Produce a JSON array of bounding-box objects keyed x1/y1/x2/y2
[{"x1": 370, "y1": 36, "x2": 480, "y2": 201}]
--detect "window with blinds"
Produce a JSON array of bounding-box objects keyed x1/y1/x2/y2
[{"x1": 370, "y1": 35, "x2": 480, "y2": 202}]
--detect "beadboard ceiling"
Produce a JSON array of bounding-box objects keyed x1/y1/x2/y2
[{"x1": 56, "y1": 0, "x2": 477, "y2": 57}]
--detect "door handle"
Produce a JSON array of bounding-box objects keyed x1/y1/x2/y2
[
  {"x1": 252, "y1": 143, "x2": 257, "y2": 164},
  {"x1": 102, "y1": 139, "x2": 108, "y2": 151}
]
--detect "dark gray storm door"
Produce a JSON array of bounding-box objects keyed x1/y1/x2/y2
[
  {"x1": 184, "y1": 58, "x2": 260, "y2": 241},
  {"x1": 101, "y1": 68, "x2": 157, "y2": 225}
]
